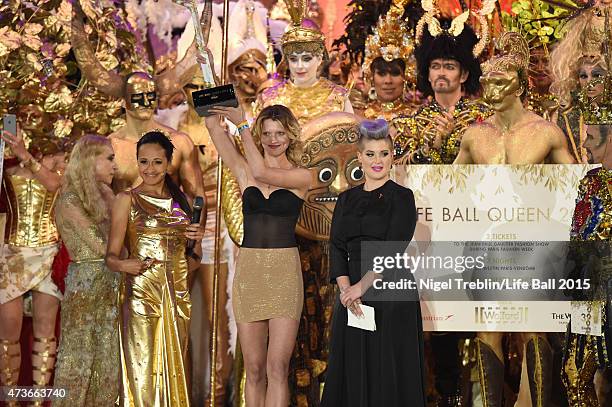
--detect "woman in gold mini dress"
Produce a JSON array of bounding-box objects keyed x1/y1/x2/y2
[
  {"x1": 106, "y1": 131, "x2": 204, "y2": 407},
  {"x1": 204, "y1": 104, "x2": 311, "y2": 407},
  {"x1": 0, "y1": 126, "x2": 66, "y2": 406}
]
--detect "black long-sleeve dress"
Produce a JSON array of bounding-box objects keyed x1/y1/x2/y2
[{"x1": 321, "y1": 179, "x2": 426, "y2": 407}]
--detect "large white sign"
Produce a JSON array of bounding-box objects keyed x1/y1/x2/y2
[{"x1": 395, "y1": 164, "x2": 595, "y2": 332}]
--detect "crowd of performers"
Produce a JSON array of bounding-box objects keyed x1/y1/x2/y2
[{"x1": 0, "y1": 0, "x2": 611, "y2": 405}]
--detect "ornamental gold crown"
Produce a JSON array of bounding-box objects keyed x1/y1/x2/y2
[{"x1": 577, "y1": 8, "x2": 612, "y2": 125}]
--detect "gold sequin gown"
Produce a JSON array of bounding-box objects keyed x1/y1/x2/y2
[
  {"x1": 0, "y1": 174, "x2": 61, "y2": 304},
  {"x1": 53, "y1": 190, "x2": 120, "y2": 406},
  {"x1": 119, "y1": 191, "x2": 191, "y2": 407}
]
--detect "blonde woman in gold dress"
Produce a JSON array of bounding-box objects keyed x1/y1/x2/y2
[
  {"x1": 53, "y1": 135, "x2": 119, "y2": 405},
  {"x1": 0, "y1": 126, "x2": 65, "y2": 406},
  {"x1": 106, "y1": 130, "x2": 204, "y2": 407}
]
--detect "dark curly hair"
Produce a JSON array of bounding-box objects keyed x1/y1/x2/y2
[{"x1": 415, "y1": 20, "x2": 482, "y2": 97}]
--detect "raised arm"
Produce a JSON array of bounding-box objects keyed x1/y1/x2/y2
[
  {"x1": 207, "y1": 106, "x2": 311, "y2": 192},
  {"x1": 105, "y1": 192, "x2": 147, "y2": 275},
  {"x1": 1, "y1": 128, "x2": 63, "y2": 192},
  {"x1": 203, "y1": 115, "x2": 249, "y2": 189}
]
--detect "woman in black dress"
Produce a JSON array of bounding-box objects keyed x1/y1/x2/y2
[{"x1": 321, "y1": 119, "x2": 425, "y2": 406}]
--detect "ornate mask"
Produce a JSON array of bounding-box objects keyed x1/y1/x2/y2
[
  {"x1": 125, "y1": 72, "x2": 157, "y2": 120},
  {"x1": 297, "y1": 113, "x2": 363, "y2": 240},
  {"x1": 480, "y1": 71, "x2": 522, "y2": 110}
]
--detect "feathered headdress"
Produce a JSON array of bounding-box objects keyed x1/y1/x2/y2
[
  {"x1": 415, "y1": 0, "x2": 495, "y2": 58},
  {"x1": 227, "y1": 0, "x2": 268, "y2": 66}
]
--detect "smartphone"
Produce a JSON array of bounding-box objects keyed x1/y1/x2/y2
[
  {"x1": 0, "y1": 114, "x2": 12, "y2": 179},
  {"x1": 2, "y1": 114, "x2": 16, "y2": 136}
]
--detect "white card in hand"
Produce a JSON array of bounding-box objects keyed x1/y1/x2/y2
[{"x1": 347, "y1": 304, "x2": 376, "y2": 331}]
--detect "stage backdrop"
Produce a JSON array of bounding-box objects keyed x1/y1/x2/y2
[{"x1": 395, "y1": 164, "x2": 594, "y2": 332}]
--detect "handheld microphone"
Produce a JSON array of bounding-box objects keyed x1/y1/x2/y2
[{"x1": 186, "y1": 196, "x2": 204, "y2": 253}]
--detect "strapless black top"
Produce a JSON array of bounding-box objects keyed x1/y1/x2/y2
[{"x1": 241, "y1": 186, "x2": 304, "y2": 248}]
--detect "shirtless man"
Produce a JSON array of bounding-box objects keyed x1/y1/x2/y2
[
  {"x1": 454, "y1": 33, "x2": 575, "y2": 165},
  {"x1": 109, "y1": 71, "x2": 205, "y2": 202},
  {"x1": 455, "y1": 32, "x2": 574, "y2": 407}
]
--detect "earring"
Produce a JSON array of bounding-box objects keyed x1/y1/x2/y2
[{"x1": 368, "y1": 87, "x2": 377, "y2": 101}]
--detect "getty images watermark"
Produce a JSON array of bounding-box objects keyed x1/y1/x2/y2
[{"x1": 360, "y1": 241, "x2": 596, "y2": 302}]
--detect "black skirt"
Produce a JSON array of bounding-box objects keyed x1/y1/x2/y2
[{"x1": 321, "y1": 297, "x2": 426, "y2": 407}]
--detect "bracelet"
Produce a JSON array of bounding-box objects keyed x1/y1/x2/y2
[
  {"x1": 26, "y1": 158, "x2": 42, "y2": 173},
  {"x1": 19, "y1": 156, "x2": 41, "y2": 173},
  {"x1": 236, "y1": 120, "x2": 249, "y2": 133}
]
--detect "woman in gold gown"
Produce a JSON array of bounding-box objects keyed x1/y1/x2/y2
[
  {"x1": 53, "y1": 135, "x2": 119, "y2": 405},
  {"x1": 0, "y1": 126, "x2": 65, "y2": 407},
  {"x1": 106, "y1": 130, "x2": 204, "y2": 407}
]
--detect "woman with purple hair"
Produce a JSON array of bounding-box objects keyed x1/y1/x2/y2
[{"x1": 321, "y1": 119, "x2": 425, "y2": 406}]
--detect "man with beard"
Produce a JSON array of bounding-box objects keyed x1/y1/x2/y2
[
  {"x1": 393, "y1": 16, "x2": 490, "y2": 164},
  {"x1": 390, "y1": 5, "x2": 493, "y2": 406}
]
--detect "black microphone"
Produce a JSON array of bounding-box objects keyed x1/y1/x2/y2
[{"x1": 186, "y1": 196, "x2": 204, "y2": 254}]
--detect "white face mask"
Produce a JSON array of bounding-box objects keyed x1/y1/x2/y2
[
  {"x1": 287, "y1": 52, "x2": 322, "y2": 87},
  {"x1": 154, "y1": 102, "x2": 189, "y2": 131}
]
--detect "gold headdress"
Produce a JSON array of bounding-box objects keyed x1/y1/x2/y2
[
  {"x1": 415, "y1": 0, "x2": 495, "y2": 57},
  {"x1": 549, "y1": 2, "x2": 611, "y2": 106},
  {"x1": 577, "y1": 8, "x2": 612, "y2": 124},
  {"x1": 280, "y1": 0, "x2": 326, "y2": 56},
  {"x1": 363, "y1": 0, "x2": 415, "y2": 82},
  {"x1": 582, "y1": 4, "x2": 612, "y2": 59},
  {"x1": 481, "y1": 31, "x2": 530, "y2": 76}
]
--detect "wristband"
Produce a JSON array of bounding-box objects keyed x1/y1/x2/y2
[{"x1": 236, "y1": 121, "x2": 249, "y2": 133}]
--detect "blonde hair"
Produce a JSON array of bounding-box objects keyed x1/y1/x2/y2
[
  {"x1": 252, "y1": 105, "x2": 304, "y2": 166},
  {"x1": 62, "y1": 135, "x2": 113, "y2": 223},
  {"x1": 550, "y1": 11, "x2": 606, "y2": 107}
]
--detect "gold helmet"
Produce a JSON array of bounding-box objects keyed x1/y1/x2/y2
[{"x1": 280, "y1": 0, "x2": 326, "y2": 57}]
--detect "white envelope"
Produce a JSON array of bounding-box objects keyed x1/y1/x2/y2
[{"x1": 347, "y1": 304, "x2": 376, "y2": 331}]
